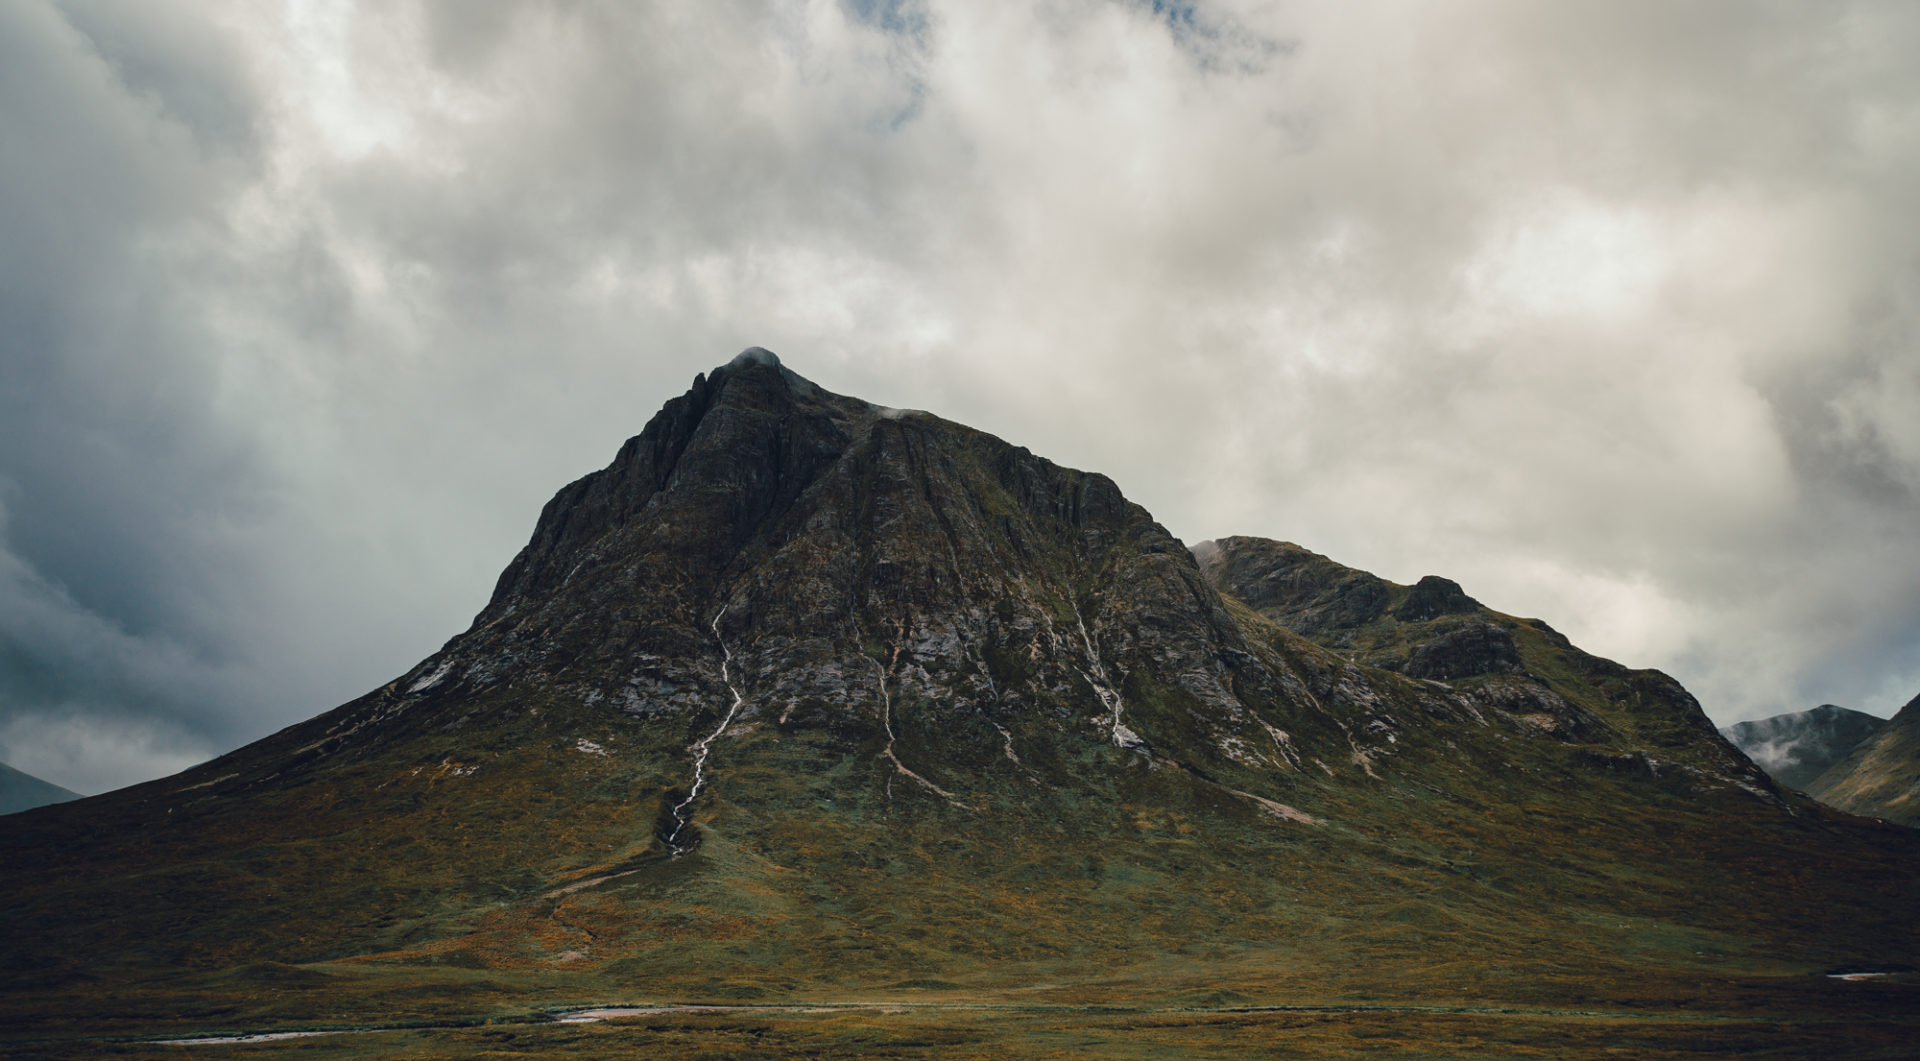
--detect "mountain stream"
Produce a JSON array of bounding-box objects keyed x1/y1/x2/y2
[
  {"x1": 1070, "y1": 601, "x2": 1144, "y2": 749},
  {"x1": 870, "y1": 650, "x2": 964, "y2": 805},
  {"x1": 665, "y1": 606, "x2": 747, "y2": 856}
]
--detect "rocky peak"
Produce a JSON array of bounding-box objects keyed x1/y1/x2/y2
[
  {"x1": 405, "y1": 353, "x2": 1254, "y2": 777},
  {"x1": 1197, "y1": 534, "x2": 1762, "y2": 783},
  {"x1": 1190, "y1": 537, "x2": 1391, "y2": 635},
  {"x1": 1394, "y1": 575, "x2": 1479, "y2": 622},
  {"x1": 316, "y1": 357, "x2": 1770, "y2": 842},
  {"x1": 480, "y1": 351, "x2": 871, "y2": 620},
  {"x1": 1720, "y1": 704, "x2": 1888, "y2": 792},
  {"x1": 728, "y1": 345, "x2": 782, "y2": 370}
]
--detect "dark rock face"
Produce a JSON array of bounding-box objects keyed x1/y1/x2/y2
[
  {"x1": 1401, "y1": 621, "x2": 1523, "y2": 681},
  {"x1": 1467, "y1": 677, "x2": 1612, "y2": 743},
  {"x1": 1194, "y1": 536, "x2": 1761, "y2": 785},
  {"x1": 384, "y1": 356, "x2": 1368, "y2": 793},
  {"x1": 342, "y1": 361, "x2": 1772, "y2": 819},
  {"x1": 1394, "y1": 575, "x2": 1479, "y2": 622},
  {"x1": 1721, "y1": 704, "x2": 1889, "y2": 792},
  {"x1": 1189, "y1": 537, "x2": 1390, "y2": 638}
]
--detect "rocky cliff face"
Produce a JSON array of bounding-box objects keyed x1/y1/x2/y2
[
  {"x1": 1193, "y1": 536, "x2": 1767, "y2": 783},
  {"x1": 327, "y1": 357, "x2": 1780, "y2": 846},
  {"x1": 1721, "y1": 704, "x2": 1889, "y2": 793},
  {"x1": 1, "y1": 351, "x2": 1914, "y2": 1030},
  {"x1": 1809, "y1": 694, "x2": 1920, "y2": 826},
  {"x1": 333, "y1": 349, "x2": 1356, "y2": 835}
]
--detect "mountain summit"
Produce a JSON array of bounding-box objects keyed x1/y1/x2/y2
[
  {"x1": 1721, "y1": 704, "x2": 1889, "y2": 792},
  {"x1": 1808, "y1": 693, "x2": 1920, "y2": 826},
  {"x1": 2, "y1": 352, "x2": 1915, "y2": 1049}
]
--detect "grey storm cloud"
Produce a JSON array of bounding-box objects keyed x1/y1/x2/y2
[{"x1": 3, "y1": 0, "x2": 1919, "y2": 793}]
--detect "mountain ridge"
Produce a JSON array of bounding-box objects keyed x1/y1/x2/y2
[
  {"x1": 1192, "y1": 535, "x2": 1766, "y2": 785},
  {"x1": 0, "y1": 760, "x2": 78, "y2": 815},
  {"x1": 1720, "y1": 704, "x2": 1889, "y2": 792},
  {"x1": 1808, "y1": 693, "x2": 1920, "y2": 826}
]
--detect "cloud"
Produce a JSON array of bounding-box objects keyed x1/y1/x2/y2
[
  {"x1": 0, "y1": 1, "x2": 277, "y2": 791},
  {"x1": 0, "y1": 531, "x2": 244, "y2": 793},
  {"x1": 4, "y1": 0, "x2": 1919, "y2": 790}
]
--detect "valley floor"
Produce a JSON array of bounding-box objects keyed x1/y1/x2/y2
[{"x1": 9, "y1": 975, "x2": 1916, "y2": 1060}]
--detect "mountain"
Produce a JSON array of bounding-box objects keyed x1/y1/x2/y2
[
  {"x1": 1, "y1": 350, "x2": 1915, "y2": 1056},
  {"x1": 1719, "y1": 705, "x2": 1889, "y2": 792},
  {"x1": 0, "y1": 761, "x2": 78, "y2": 814},
  {"x1": 1191, "y1": 536, "x2": 1768, "y2": 776},
  {"x1": 1808, "y1": 693, "x2": 1920, "y2": 827}
]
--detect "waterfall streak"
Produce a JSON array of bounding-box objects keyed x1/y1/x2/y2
[
  {"x1": 1072, "y1": 601, "x2": 1144, "y2": 749},
  {"x1": 667, "y1": 606, "x2": 746, "y2": 855},
  {"x1": 871, "y1": 655, "x2": 962, "y2": 802}
]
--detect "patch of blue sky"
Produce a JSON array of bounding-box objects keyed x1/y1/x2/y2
[
  {"x1": 841, "y1": 0, "x2": 927, "y2": 134},
  {"x1": 1140, "y1": 0, "x2": 1293, "y2": 77},
  {"x1": 844, "y1": 0, "x2": 927, "y2": 40}
]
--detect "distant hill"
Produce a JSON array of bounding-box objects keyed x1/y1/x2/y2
[
  {"x1": 1720, "y1": 705, "x2": 1888, "y2": 792},
  {"x1": 0, "y1": 761, "x2": 79, "y2": 815},
  {"x1": 1809, "y1": 693, "x2": 1920, "y2": 827}
]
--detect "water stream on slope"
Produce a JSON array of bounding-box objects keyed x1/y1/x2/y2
[
  {"x1": 666, "y1": 606, "x2": 746, "y2": 856},
  {"x1": 1071, "y1": 601, "x2": 1143, "y2": 749},
  {"x1": 870, "y1": 652, "x2": 961, "y2": 802}
]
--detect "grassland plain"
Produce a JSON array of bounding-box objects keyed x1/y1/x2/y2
[{"x1": 2, "y1": 353, "x2": 1914, "y2": 1059}]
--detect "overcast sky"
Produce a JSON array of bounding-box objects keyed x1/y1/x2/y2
[{"x1": 5, "y1": 0, "x2": 1919, "y2": 793}]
